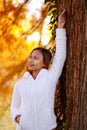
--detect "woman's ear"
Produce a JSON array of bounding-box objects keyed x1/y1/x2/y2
[{"x1": 42, "y1": 63, "x2": 46, "y2": 68}]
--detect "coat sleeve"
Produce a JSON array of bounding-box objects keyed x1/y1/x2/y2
[
  {"x1": 49, "y1": 28, "x2": 67, "y2": 81},
  {"x1": 10, "y1": 81, "x2": 21, "y2": 122}
]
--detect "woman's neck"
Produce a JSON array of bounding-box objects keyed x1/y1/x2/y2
[{"x1": 32, "y1": 70, "x2": 41, "y2": 79}]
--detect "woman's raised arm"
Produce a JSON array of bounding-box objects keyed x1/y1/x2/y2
[{"x1": 49, "y1": 10, "x2": 67, "y2": 81}]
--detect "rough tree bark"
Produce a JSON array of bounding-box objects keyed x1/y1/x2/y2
[{"x1": 58, "y1": 0, "x2": 87, "y2": 130}]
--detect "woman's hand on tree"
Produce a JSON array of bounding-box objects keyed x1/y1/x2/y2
[{"x1": 58, "y1": 9, "x2": 66, "y2": 28}]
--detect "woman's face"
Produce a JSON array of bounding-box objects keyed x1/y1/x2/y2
[{"x1": 28, "y1": 50, "x2": 45, "y2": 72}]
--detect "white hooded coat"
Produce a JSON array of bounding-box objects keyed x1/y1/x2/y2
[{"x1": 10, "y1": 29, "x2": 66, "y2": 130}]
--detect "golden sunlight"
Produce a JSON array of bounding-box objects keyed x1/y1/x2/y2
[
  {"x1": 41, "y1": 16, "x2": 51, "y2": 46},
  {"x1": 0, "y1": 0, "x2": 53, "y2": 130}
]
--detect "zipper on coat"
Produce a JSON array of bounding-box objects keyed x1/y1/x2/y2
[{"x1": 31, "y1": 80, "x2": 38, "y2": 130}]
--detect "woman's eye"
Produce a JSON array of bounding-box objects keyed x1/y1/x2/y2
[
  {"x1": 34, "y1": 56, "x2": 39, "y2": 60},
  {"x1": 29, "y1": 56, "x2": 32, "y2": 59},
  {"x1": 29, "y1": 55, "x2": 39, "y2": 60}
]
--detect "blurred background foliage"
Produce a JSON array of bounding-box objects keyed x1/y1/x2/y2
[{"x1": 0, "y1": 0, "x2": 65, "y2": 130}]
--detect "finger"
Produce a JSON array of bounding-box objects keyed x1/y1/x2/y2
[
  {"x1": 60, "y1": 9, "x2": 66, "y2": 17},
  {"x1": 61, "y1": 9, "x2": 66, "y2": 15}
]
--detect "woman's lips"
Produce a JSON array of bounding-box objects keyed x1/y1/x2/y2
[{"x1": 29, "y1": 64, "x2": 34, "y2": 67}]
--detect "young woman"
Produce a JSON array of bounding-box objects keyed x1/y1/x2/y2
[{"x1": 11, "y1": 10, "x2": 66, "y2": 130}]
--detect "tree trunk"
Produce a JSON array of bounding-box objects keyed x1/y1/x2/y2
[{"x1": 59, "y1": 0, "x2": 87, "y2": 130}]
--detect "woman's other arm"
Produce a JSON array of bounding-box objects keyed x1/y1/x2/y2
[{"x1": 10, "y1": 81, "x2": 21, "y2": 122}]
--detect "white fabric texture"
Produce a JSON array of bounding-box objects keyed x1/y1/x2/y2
[{"x1": 10, "y1": 28, "x2": 67, "y2": 130}]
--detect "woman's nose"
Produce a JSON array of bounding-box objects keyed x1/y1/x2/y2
[{"x1": 28, "y1": 58, "x2": 33, "y2": 63}]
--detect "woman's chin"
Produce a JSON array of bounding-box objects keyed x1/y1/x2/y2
[{"x1": 27, "y1": 66, "x2": 34, "y2": 71}]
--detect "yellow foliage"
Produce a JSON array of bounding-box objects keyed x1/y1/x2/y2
[
  {"x1": 0, "y1": 1, "x2": 56, "y2": 130},
  {"x1": 0, "y1": 0, "x2": 51, "y2": 105}
]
